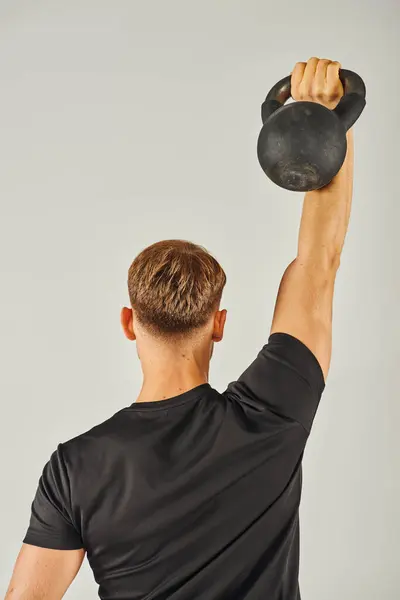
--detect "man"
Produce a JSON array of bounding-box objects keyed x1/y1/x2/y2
[{"x1": 5, "y1": 57, "x2": 353, "y2": 599}]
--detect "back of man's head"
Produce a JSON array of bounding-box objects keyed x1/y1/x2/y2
[{"x1": 128, "y1": 240, "x2": 226, "y2": 338}]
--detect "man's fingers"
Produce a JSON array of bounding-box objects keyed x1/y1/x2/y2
[
  {"x1": 315, "y1": 59, "x2": 331, "y2": 82},
  {"x1": 291, "y1": 62, "x2": 306, "y2": 95},
  {"x1": 291, "y1": 57, "x2": 343, "y2": 107},
  {"x1": 314, "y1": 59, "x2": 331, "y2": 99},
  {"x1": 326, "y1": 61, "x2": 342, "y2": 89},
  {"x1": 302, "y1": 57, "x2": 319, "y2": 98}
]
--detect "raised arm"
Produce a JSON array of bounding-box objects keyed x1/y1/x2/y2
[{"x1": 271, "y1": 57, "x2": 354, "y2": 380}]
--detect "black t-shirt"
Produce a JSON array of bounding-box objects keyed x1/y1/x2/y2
[{"x1": 24, "y1": 333, "x2": 325, "y2": 599}]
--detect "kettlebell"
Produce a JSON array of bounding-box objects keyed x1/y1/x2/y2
[{"x1": 257, "y1": 69, "x2": 366, "y2": 192}]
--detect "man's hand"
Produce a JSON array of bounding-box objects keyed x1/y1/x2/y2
[
  {"x1": 291, "y1": 57, "x2": 344, "y2": 110},
  {"x1": 5, "y1": 544, "x2": 85, "y2": 600}
]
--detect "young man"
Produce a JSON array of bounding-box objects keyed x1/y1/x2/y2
[{"x1": 6, "y1": 58, "x2": 353, "y2": 599}]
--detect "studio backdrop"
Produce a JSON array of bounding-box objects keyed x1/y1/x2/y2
[{"x1": 0, "y1": 1, "x2": 398, "y2": 598}]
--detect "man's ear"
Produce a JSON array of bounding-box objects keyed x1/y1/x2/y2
[
  {"x1": 121, "y1": 307, "x2": 136, "y2": 341},
  {"x1": 212, "y1": 309, "x2": 227, "y2": 343}
]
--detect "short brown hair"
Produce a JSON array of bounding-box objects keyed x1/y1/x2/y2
[{"x1": 128, "y1": 240, "x2": 226, "y2": 336}]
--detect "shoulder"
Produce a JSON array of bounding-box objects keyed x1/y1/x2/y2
[
  {"x1": 223, "y1": 333, "x2": 325, "y2": 434},
  {"x1": 60, "y1": 407, "x2": 135, "y2": 468}
]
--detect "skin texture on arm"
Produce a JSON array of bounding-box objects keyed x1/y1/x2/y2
[
  {"x1": 5, "y1": 545, "x2": 85, "y2": 600},
  {"x1": 271, "y1": 58, "x2": 355, "y2": 380}
]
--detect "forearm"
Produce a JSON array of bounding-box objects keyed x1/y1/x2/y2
[{"x1": 297, "y1": 130, "x2": 354, "y2": 270}]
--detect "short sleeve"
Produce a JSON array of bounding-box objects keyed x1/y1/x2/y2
[
  {"x1": 23, "y1": 444, "x2": 83, "y2": 550},
  {"x1": 224, "y1": 333, "x2": 325, "y2": 433}
]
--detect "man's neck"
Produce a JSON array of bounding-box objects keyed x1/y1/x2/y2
[{"x1": 136, "y1": 356, "x2": 209, "y2": 404}]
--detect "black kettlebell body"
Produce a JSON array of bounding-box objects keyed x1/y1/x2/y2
[{"x1": 257, "y1": 70, "x2": 366, "y2": 192}]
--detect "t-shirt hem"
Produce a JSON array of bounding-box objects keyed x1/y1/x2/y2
[{"x1": 23, "y1": 534, "x2": 84, "y2": 551}]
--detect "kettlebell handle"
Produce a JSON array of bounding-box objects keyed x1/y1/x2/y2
[{"x1": 261, "y1": 69, "x2": 366, "y2": 132}]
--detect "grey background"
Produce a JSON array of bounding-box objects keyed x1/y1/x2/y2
[{"x1": 0, "y1": 0, "x2": 398, "y2": 598}]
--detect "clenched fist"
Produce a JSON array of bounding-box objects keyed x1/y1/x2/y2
[{"x1": 291, "y1": 57, "x2": 344, "y2": 110}]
